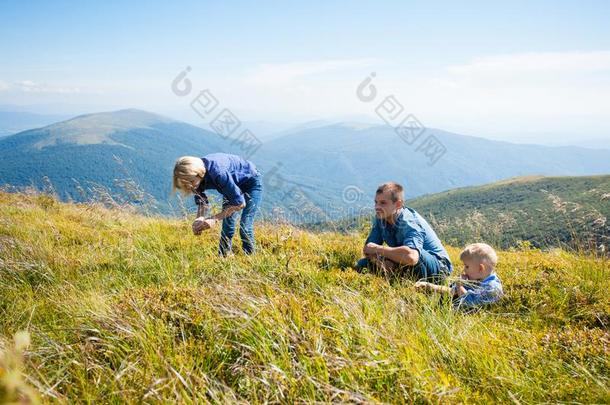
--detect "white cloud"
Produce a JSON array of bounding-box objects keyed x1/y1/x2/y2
[
  {"x1": 244, "y1": 58, "x2": 377, "y2": 86},
  {"x1": 447, "y1": 51, "x2": 610, "y2": 75},
  {"x1": 390, "y1": 51, "x2": 610, "y2": 141},
  {"x1": 0, "y1": 80, "x2": 9, "y2": 92},
  {"x1": 17, "y1": 80, "x2": 81, "y2": 94}
]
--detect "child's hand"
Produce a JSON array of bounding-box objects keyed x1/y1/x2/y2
[
  {"x1": 415, "y1": 282, "x2": 452, "y2": 294},
  {"x1": 414, "y1": 281, "x2": 432, "y2": 291},
  {"x1": 200, "y1": 218, "x2": 217, "y2": 230},
  {"x1": 192, "y1": 217, "x2": 206, "y2": 235}
]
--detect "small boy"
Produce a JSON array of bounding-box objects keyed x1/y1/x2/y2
[{"x1": 415, "y1": 243, "x2": 503, "y2": 309}]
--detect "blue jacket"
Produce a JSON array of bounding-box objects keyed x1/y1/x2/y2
[
  {"x1": 453, "y1": 273, "x2": 504, "y2": 308},
  {"x1": 194, "y1": 153, "x2": 258, "y2": 206}
]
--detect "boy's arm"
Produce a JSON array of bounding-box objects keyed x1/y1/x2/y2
[
  {"x1": 209, "y1": 203, "x2": 246, "y2": 221},
  {"x1": 194, "y1": 191, "x2": 210, "y2": 218},
  {"x1": 194, "y1": 174, "x2": 246, "y2": 232},
  {"x1": 415, "y1": 281, "x2": 452, "y2": 294},
  {"x1": 192, "y1": 193, "x2": 210, "y2": 235}
]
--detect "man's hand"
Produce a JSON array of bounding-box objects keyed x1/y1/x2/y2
[{"x1": 363, "y1": 242, "x2": 382, "y2": 256}]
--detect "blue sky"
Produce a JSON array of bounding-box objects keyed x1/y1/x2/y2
[{"x1": 1, "y1": 1, "x2": 609, "y2": 145}]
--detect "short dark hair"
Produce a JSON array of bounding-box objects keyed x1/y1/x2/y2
[{"x1": 376, "y1": 182, "x2": 404, "y2": 202}]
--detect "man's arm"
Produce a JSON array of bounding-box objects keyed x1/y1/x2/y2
[
  {"x1": 373, "y1": 245, "x2": 420, "y2": 266},
  {"x1": 375, "y1": 216, "x2": 425, "y2": 266},
  {"x1": 362, "y1": 218, "x2": 383, "y2": 258},
  {"x1": 365, "y1": 218, "x2": 383, "y2": 245}
]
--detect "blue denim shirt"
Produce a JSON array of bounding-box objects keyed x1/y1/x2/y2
[
  {"x1": 365, "y1": 207, "x2": 452, "y2": 268},
  {"x1": 453, "y1": 273, "x2": 504, "y2": 308},
  {"x1": 194, "y1": 153, "x2": 258, "y2": 206}
]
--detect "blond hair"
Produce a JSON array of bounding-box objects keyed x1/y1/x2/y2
[
  {"x1": 460, "y1": 243, "x2": 498, "y2": 271},
  {"x1": 172, "y1": 156, "x2": 205, "y2": 194},
  {"x1": 376, "y1": 182, "x2": 404, "y2": 203}
]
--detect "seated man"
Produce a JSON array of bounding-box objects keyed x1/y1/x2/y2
[{"x1": 355, "y1": 182, "x2": 452, "y2": 282}]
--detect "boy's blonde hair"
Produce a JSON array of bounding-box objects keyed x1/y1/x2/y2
[
  {"x1": 376, "y1": 182, "x2": 404, "y2": 203},
  {"x1": 172, "y1": 156, "x2": 205, "y2": 194},
  {"x1": 460, "y1": 243, "x2": 498, "y2": 271}
]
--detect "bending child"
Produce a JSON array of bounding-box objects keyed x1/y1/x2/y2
[{"x1": 173, "y1": 154, "x2": 263, "y2": 256}]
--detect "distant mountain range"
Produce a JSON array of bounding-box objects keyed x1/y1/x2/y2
[
  {"x1": 0, "y1": 109, "x2": 236, "y2": 213},
  {"x1": 254, "y1": 121, "x2": 610, "y2": 221},
  {"x1": 1, "y1": 108, "x2": 609, "y2": 221},
  {"x1": 0, "y1": 111, "x2": 72, "y2": 137}
]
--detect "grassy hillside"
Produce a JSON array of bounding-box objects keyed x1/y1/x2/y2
[
  {"x1": 408, "y1": 175, "x2": 610, "y2": 251},
  {"x1": 1, "y1": 192, "x2": 608, "y2": 403},
  {"x1": 312, "y1": 175, "x2": 610, "y2": 253}
]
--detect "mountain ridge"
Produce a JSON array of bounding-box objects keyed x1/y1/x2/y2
[{"x1": 1, "y1": 108, "x2": 609, "y2": 219}]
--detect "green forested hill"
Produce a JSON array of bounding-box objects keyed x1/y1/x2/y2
[
  {"x1": 0, "y1": 109, "x2": 237, "y2": 214},
  {"x1": 311, "y1": 175, "x2": 609, "y2": 252},
  {"x1": 408, "y1": 175, "x2": 610, "y2": 250}
]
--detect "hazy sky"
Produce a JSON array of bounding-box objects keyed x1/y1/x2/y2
[{"x1": 1, "y1": 0, "x2": 609, "y2": 145}]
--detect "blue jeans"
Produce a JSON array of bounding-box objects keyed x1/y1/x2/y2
[
  {"x1": 219, "y1": 175, "x2": 263, "y2": 256},
  {"x1": 355, "y1": 249, "x2": 451, "y2": 283}
]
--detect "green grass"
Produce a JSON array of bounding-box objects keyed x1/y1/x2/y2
[{"x1": 1, "y1": 192, "x2": 608, "y2": 403}]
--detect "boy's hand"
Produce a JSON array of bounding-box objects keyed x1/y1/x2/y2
[
  {"x1": 455, "y1": 274, "x2": 469, "y2": 287},
  {"x1": 363, "y1": 242, "x2": 381, "y2": 255},
  {"x1": 415, "y1": 281, "x2": 432, "y2": 291},
  {"x1": 415, "y1": 281, "x2": 452, "y2": 294}
]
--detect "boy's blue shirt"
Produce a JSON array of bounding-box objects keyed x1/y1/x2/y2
[
  {"x1": 365, "y1": 207, "x2": 452, "y2": 269},
  {"x1": 453, "y1": 273, "x2": 504, "y2": 308},
  {"x1": 194, "y1": 153, "x2": 259, "y2": 207}
]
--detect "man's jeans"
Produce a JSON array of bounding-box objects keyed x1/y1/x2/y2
[
  {"x1": 356, "y1": 249, "x2": 451, "y2": 283},
  {"x1": 219, "y1": 175, "x2": 263, "y2": 256}
]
